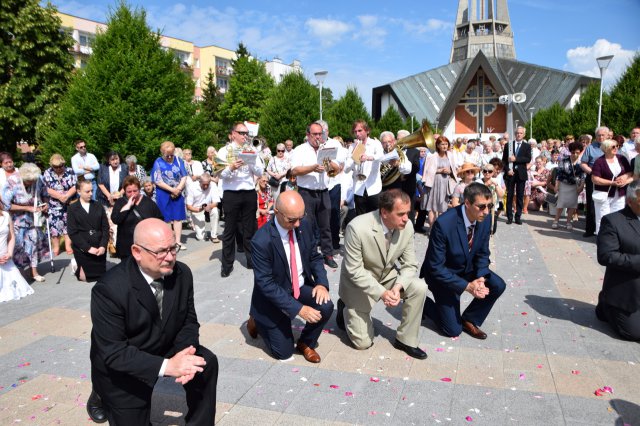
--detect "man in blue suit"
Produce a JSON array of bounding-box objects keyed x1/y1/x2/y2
[
  {"x1": 247, "y1": 191, "x2": 334, "y2": 363},
  {"x1": 420, "y1": 183, "x2": 506, "y2": 339}
]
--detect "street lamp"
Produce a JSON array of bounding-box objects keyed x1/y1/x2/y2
[
  {"x1": 435, "y1": 116, "x2": 439, "y2": 134},
  {"x1": 314, "y1": 70, "x2": 328, "y2": 121},
  {"x1": 596, "y1": 55, "x2": 613, "y2": 129},
  {"x1": 408, "y1": 111, "x2": 414, "y2": 133},
  {"x1": 528, "y1": 107, "x2": 535, "y2": 139}
]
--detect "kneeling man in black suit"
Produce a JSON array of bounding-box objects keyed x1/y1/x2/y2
[
  {"x1": 88, "y1": 218, "x2": 218, "y2": 425},
  {"x1": 596, "y1": 180, "x2": 640, "y2": 341}
]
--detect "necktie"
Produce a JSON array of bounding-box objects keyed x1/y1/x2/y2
[
  {"x1": 467, "y1": 225, "x2": 475, "y2": 251},
  {"x1": 515, "y1": 142, "x2": 521, "y2": 156},
  {"x1": 288, "y1": 230, "x2": 300, "y2": 299},
  {"x1": 385, "y1": 231, "x2": 393, "y2": 252},
  {"x1": 150, "y1": 279, "x2": 164, "y2": 318}
]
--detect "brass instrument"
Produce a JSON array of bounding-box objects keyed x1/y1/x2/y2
[
  {"x1": 380, "y1": 120, "x2": 436, "y2": 187},
  {"x1": 211, "y1": 143, "x2": 240, "y2": 175},
  {"x1": 323, "y1": 158, "x2": 338, "y2": 178}
]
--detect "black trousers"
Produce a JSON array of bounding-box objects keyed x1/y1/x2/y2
[
  {"x1": 221, "y1": 190, "x2": 256, "y2": 271},
  {"x1": 254, "y1": 285, "x2": 334, "y2": 359},
  {"x1": 105, "y1": 346, "x2": 218, "y2": 426},
  {"x1": 585, "y1": 175, "x2": 596, "y2": 234},
  {"x1": 298, "y1": 187, "x2": 332, "y2": 257},
  {"x1": 505, "y1": 174, "x2": 526, "y2": 220},
  {"x1": 354, "y1": 189, "x2": 380, "y2": 216},
  {"x1": 329, "y1": 184, "x2": 341, "y2": 250}
]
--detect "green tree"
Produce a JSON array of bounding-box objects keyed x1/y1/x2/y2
[
  {"x1": 39, "y1": 3, "x2": 211, "y2": 167},
  {"x1": 260, "y1": 72, "x2": 317, "y2": 147},
  {"x1": 527, "y1": 102, "x2": 571, "y2": 141},
  {"x1": 0, "y1": 0, "x2": 74, "y2": 153},
  {"x1": 606, "y1": 53, "x2": 640, "y2": 134},
  {"x1": 217, "y1": 43, "x2": 274, "y2": 129},
  {"x1": 569, "y1": 82, "x2": 603, "y2": 137},
  {"x1": 199, "y1": 69, "x2": 226, "y2": 146},
  {"x1": 373, "y1": 106, "x2": 405, "y2": 138},
  {"x1": 325, "y1": 87, "x2": 371, "y2": 140}
]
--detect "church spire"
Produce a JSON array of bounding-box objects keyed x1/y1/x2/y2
[{"x1": 450, "y1": 0, "x2": 516, "y2": 63}]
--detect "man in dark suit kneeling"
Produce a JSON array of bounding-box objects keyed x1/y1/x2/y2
[
  {"x1": 247, "y1": 191, "x2": 333, "y2": 363},
  {"x1": 596, "y1": 180, "x2": 640, "y2": 341},
  {"x1": 88, "y1": 218, "x2": 218, "y2": 425},
  {"x1": 421, "y1": 183, "x2": 506, "y2": 339}
]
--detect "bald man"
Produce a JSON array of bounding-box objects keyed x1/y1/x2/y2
[
  {"x1": 247, "y1": 191, "x2": 334, "y2": 363},
  {"x1": 88, "y1": 218, "x2": 218, "y2": 425}
]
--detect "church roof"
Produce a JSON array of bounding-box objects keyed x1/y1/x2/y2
[{"x1": 372, "y1": 51, "x2": 598, "y2": 125}]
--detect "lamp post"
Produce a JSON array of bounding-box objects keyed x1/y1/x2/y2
[
  {"x1": 435, "y1": 116, "x2": 439, "y2": 134},
  {"x1": 596, "y1": 55, "x2": 613, "y2": 129},
  {"x1": 528, "y1": 107, "x2": 535, "y2": 139},
  {"x1": 409, "y1": 111, "x2": 414, "y2": 133},
  {"x1": 314, "y1": 71, "x2": 328, "y2": 121}
]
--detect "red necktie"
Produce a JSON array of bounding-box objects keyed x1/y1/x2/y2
[
  {"x1": 289, "y1": 230, "x2": 300, "y2": 299},
  {"x1": 467, "y1": 225, "x2": 475, "y2": 251}
]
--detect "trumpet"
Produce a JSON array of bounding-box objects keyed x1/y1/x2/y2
[{"x1": 323, "y1": 158, "x2": 338, "y2": 178}]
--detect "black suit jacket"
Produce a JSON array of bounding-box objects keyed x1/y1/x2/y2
[
  {"x1": 401, "y1": 147, "x2": 421, "y2": 197},
  {"x1": 110, "y1": 196, "x2": 164, "y2": 257},
  {"x1": 97, "y1": 164, "x2": 128, "y2": 206},
  {"x1": 502, "y1": 140, "x2": 532, "y2": 181},
  {"x1": 250, "y1": 218, "x2": 328, "y2": 328},
  {"x1": 90, "y1": 258, "x2": 199, "y2": 408},
  {"x1": 597, "y1": 205, "x2": 640, "y2": 313},
  {"x1": 67, "y1": 200, "x2": 109, "y2": 252},
  {"x1": 420, "y1": 205, "x2": 492, "y2": 295}
]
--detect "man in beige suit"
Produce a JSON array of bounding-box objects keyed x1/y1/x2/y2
[{"x1": 337, "y1": 189, "x2": 428, "y2": 359}]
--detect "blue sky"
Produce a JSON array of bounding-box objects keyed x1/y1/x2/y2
[{"x1": 52, "y1": 0, "x2": 639, "y2": 112}]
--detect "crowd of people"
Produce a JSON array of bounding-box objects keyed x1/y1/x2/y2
[{"x1": 1, "y1": 120, "x2": 639, "y2": 423}]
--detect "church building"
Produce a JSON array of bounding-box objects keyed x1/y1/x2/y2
[{"x1": 371, "y1": 0, "x2": 597, "y2": 139}]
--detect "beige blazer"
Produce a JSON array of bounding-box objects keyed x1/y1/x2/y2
[{"x1": 339, "y1": 210, "x2": 419, "y2": 312}]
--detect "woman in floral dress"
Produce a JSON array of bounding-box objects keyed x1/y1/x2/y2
[
  {"x1": 42, "y1": 154, "x2": 77, "y2": 256},
  {"x1": 1, "y1": 163, "x2": 50, "y2": 282},
  {"x1": 256, "y1": 174, "x2": 273, "y2": 229}
]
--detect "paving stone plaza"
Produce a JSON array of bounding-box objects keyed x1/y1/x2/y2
[{"x1": 1, "y1": 212, "x2": 639, "y2": 425}]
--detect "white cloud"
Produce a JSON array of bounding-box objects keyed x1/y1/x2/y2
[
  {"x1": 397, "y1": 18, "x2": 452, "y2": 36},
  {"x1": 564, "y1": 39, "x2": 637, "y2": 88},
  {"x1": 305, "y1": 18, "x2": 352, "y2": 47},
  {"x1": 354, "y1": 15, "x2": 387, "y2": 48}
]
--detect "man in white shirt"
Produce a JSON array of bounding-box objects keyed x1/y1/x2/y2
[
  {"x1": 71, "y1": 139, "x2": 100, "y2": 200},
  {"x1": 621, "y1": 127, "x2": 640, "y2": 161},
  {"x1": 291, "y1": 122, "x2": 344, "y2": 268},
  {"x1": 217, "y1": 122, "x2": 265, "y2": 277},
  {"x1": 186, "y1": 173, "x2": 221, "y2": 242},
  {"x1": 345, "y1": 120, "x2": 384, "y2": 216},
  {"x1": 284, "y1": 139, "x2": 294, "y2": 160},
  {"x1": 380, "y1": 131, "x2": 411, "y2": 192}
]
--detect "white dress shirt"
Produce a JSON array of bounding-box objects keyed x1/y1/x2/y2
[
  {"x1": 274, "y1": 219, "x2": 305, "y2": 288},
  {"x1": 218, "y1": 143, "x2": 264, "y2": 191},
  {"x1": 345, "y1": 137, "x2": 384, "y2": 196}
]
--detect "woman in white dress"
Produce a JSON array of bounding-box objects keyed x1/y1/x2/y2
[{"x1": 0, "y1": 204, "x2": 34, "y2": 302}]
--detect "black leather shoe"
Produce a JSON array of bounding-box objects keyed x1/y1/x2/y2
[
  {"x1": 324, "y1": 256, "x2": 338, "y2": 268},
  {"x1": 393, "y1": 339, "x2": 427, "y2": 360},
  {"x1": 237, "y1": 245, "x2": 245, "y2": 253},
  {"x1": 462, "y1": 320, "x2": 487, "y2": 340},
  {"x1": 515, "y1": 218, "x2": 523, "y2": 225},
  {"x1": 336, "y1": 299, "x2": 346, "y2": 331},
  {"x1": 221, "y1": 266, "x2": 233, "y2": 278},
  {"x1": 506, "y1": 218, "x2": 513, "y2": 225},
  {"x1": 247, "y1": 316, "x2": 258, "y2": 338},
  {"x1": 86, "y1": 390, "x2": 107, "y2": 423}
]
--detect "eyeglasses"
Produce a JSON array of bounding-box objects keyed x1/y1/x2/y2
[
  {"x1": 277, "y1": 210, "x2": 306, "y2": 224},
  {"x1": 473, "y1": 203, "x2": 494, "y2": 211},
  {"x1": 465, "y1": 170, "x2": 476, "y2": 174},
  {"x1": 234, "y1": 130, "x2": 249, "y2": 136},
  {"x1": 53, "y1": 164, "x2": 65, "y2": 169},
  {"x1": 309, "y1": 132, "x2": 323, "y2": 137},
  {"x1": 136, "y1": 243, "x2": 181, "y2": 259},
  {"x1": 77, "y1": 145, "x2": 86, "y2": 149},
  {"x1": 277, "y1": 149, "x2": 285, "y2": 153},
  {"x1": 482, "y1": 170, "x2": 492, "y2": 173}
]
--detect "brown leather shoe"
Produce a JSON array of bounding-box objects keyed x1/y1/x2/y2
[
  {"x1": 247, "y1": 316, "x2": 258, "y2": 339},
  {"x1": 462, "y1": 320, "x2": 487, "y2": 340},
  {"x1": 296, "y1": 342, "x2": 321, "y2": 363}
]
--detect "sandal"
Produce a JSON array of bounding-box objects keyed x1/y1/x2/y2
[
  {"x1": 33, "y1": 275, "x2": 46, "y2": 282},
  {"x1": 551, "y1": 221, "x2": 558, "y2": 229}
]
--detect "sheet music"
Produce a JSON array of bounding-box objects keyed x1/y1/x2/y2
[
  {"x1": 316, "y1": 147, "x2": 337, "y2": 165},
  {"x1": 238, "y1": 152, "x2": 257, "y2": 167}
]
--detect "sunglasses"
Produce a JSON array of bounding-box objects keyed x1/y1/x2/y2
[
  {"x1": 53, "y1": 164, "x2": 65, "y2": 169},
  {"x1": 277, "y1": 149, "x2": 285, "y2": 152},
  {"x1": 77, "y1": 145, "x2": 86, "y2": 149},
  {"x1": 277, "y1": 210, "x2": 306, "y2": 223},
  {"x1": 234, "y1": 130, "x2": 249, "y2": 136},
  {"x1": 482, "y1": 170, "x2": 492, "y2": 173},
  {"x1": 473, "y1": 203, "x2": 494, "y2": 210}
]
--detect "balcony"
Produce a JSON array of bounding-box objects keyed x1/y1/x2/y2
[{"x1": 216, "y1": 66, "x2": 233, "y2": 76}]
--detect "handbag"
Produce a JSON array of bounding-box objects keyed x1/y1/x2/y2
[
  {"x1": 446, "y1": 176, "x2": 458, "y2": 196},
  {"x1": 268, "y1": 176, "x2": 279, "y2": 187},
  {"x1": 544, "y1": 192, "x2": 558, "y2": 205}
]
